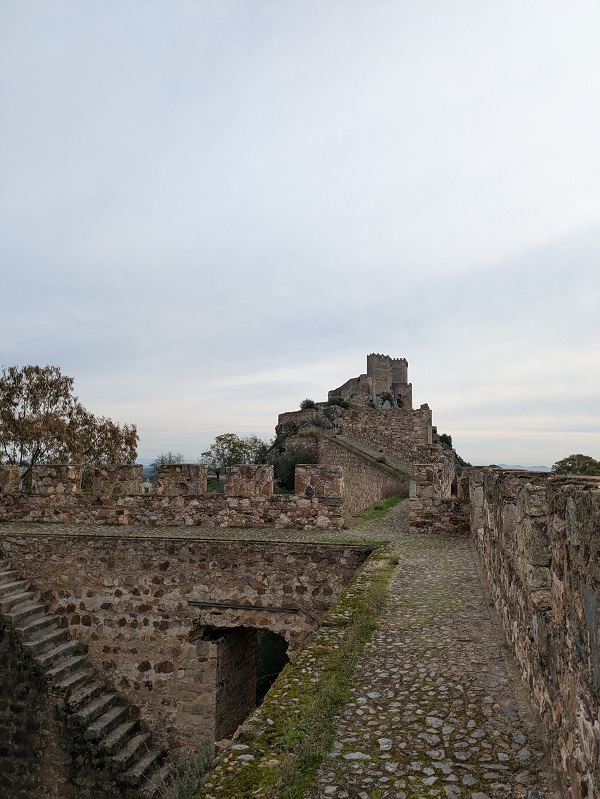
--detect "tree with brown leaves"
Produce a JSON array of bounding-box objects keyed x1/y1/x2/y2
[{"x1": 0, "y1": 365, "x2": 138, "y2": 480}]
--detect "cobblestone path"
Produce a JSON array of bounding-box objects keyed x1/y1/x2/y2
[{"x1": 306, "y1": 502, "x2": 558, "y2": 799}]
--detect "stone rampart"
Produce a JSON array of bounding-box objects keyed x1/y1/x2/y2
[
  {"x1": 276, "y1": 405, "x2": 433, "y2": 471},
  {"x1": 0, "y1": 532, "x2": 370, "y2": 752},
  {"x1": 331, "y1": 405, "x2": 432, "y2": 464},
  {"x1": 0, "y1": 464, "x2": 345, "y2": 529},
  {"x1": 315, "y1": 437, "x2": 409, "y2": 517},
  {"x1": 469, "y1": 467, "x2": 600, "y2": 799}
]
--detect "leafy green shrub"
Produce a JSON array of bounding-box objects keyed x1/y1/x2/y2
[
  {"x1": 439, "y1": 433, "x2": 453, "y2": 450},
  {"x1": 272, "y1": 444, "x2": 317, "y2": 491},
  {"x1": 299, "y1": 398, "x2": 317, "y2": 410},
  {"x1": 327, "y1": 396, "x2": 350, "y2": 409}
]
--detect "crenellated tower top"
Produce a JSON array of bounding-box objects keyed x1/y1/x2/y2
[{"x1": 330, "y1": 353, "x2": 412, "y2": 409}]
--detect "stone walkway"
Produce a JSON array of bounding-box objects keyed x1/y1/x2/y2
[
  {"x1": 305, "y1": 502, "x2": 558, "y2": 799},
  {"x1": 1, "y1": 505, "x2": 560, "y2": 799}
]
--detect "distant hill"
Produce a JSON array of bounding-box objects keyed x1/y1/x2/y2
[{"x1": 498, "y1": 464, "x2": 551, "y2": 472}]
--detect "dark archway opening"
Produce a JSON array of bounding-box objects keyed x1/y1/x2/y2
[{"x1": 256, "y1": 629, "x2": 289, "y2": 704}]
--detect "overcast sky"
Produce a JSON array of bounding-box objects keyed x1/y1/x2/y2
[{"x1": 1, "y1": 1, "x2": 598, "y2": 467}]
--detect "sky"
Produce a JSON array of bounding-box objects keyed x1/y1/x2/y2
[{"x1": 1, "y1": 0, "x2": 599, "y2": 467}]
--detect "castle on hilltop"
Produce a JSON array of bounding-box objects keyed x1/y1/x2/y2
[{"x1": 329, "y1": 352, "x2": 413, "y2": 409}]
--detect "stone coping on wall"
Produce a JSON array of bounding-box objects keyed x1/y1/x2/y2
[{"x1": 0, "y1": 520, "x2": 392, "y2": 545}]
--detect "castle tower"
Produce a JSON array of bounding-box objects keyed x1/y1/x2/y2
[{"x1": 329, "y1": 353, "x2": 413, "y2": 409}]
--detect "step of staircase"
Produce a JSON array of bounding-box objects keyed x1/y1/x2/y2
[
  {"x1": 123, "y1": 746, "x2": 166, "y2": 787},
  {"x1": 85, "y1": 704, "x2": 129, "y2": 741},
  {"x1": 6, "y1": 599, "x2": 47, "y2": 626},
  {"x1": 46, "y1": 654, "x2": 88, "y2": 683},
  {"x1": 54, "y1": 666, "x2": 96, "y2": 697},
  {"x1": 67, "y1": 679, "x2": 104, "y2": 711},
  {"x1": 23, "y1": 626, "x2": 70, "y2": 656},
  {"x1": 17, "y1": 612, "x2": 60, "y2": 639},
  {"x1": 101, "y1": 720, "x2": 140, "y2": 755},
  {"x1": 0, "y1": 590, "x2": 38, "y2": 613},
  {"x1": 0, "y1": 578, "x2": 29, "y2": 597},
  {"x1": 37, "y1": 639, "x2": 81, "y2": 669},
  {"x1": 76, "y1": 692, "x2": 117, "y2": 726},
  {"x1": 112, "y1": 732, "x2": 152, "y2": 771}
]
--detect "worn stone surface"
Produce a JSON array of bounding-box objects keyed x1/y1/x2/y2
[{"x1": 305, "y1": 502, "x2": 558, "y2": 799}]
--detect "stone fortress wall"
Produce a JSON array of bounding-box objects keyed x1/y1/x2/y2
[
  {"x1": 1, "y1": 352, "x2": 598, "y2": 798},
  {"x1": 1, "y1": 530, "x2": 369, "y2": 754},
  {"x1": 0, "y1": 464, "x2": 345, "y2": 530},
  {"x1": 469, "y1": 468, "x2": 600, "y2": 799}
]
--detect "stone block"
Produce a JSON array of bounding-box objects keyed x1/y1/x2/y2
[
  {"x1": 156, "y1": 464, "x2": 207, "y2": 496},
  {"x1": 30, "y1": 465, "x2": 82, "y2": 495},
  {"x1": 93, "y1": 465, "x2": 143, "y2": 496},
  {"x1": 294, "y1": 465, "x2": 343, "y2": 498},
  {"x1": 224, "y1": 465, "x2": 273, "y2": 497},
  {"x1": 0, "y1": 466, "x2": 21, "y2": 494}
]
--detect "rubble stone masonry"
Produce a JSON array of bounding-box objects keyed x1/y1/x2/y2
[
  {"x1": 315, "y1": 437, "x2": 409, "y2": 517},
  {"x1": 0, "y1": 464, "x2": 345, "y2": 530},
  {"x1": 0, "y1": 532, "x2": 370, "y2": 752},
  {"x1": 469, "y1": 467, "x2": 600, "y2": 799}
]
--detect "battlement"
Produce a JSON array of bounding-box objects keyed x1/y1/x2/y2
[
  {"x1": 0, "y1": 463, "x2": 345, "y2": 529},
  {"x1": 329, "y1": 352, "x2": 412, "y2": 409}
]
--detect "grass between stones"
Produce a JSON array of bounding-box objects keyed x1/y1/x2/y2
[
  {"x1": 356, "y1": 493, "x2": 406, "y2": 523},
  {"x1": 195, "y1": 545, "x2": 398, "y2": 799}
]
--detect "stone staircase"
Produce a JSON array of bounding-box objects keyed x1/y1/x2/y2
[{"x1": 0, "y1": 557, "x2": 172, "y2": 798}]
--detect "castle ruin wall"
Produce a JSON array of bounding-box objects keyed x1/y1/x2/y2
[
  {"x1": 0, "y1": 532, "x2": 370, "y2": 752},
  {"x1": 315, "y1": 436, "x2": 408, "y2": 516},
  {"x1": 0, "y1": 464, "x2": 345, "y2": 530},
  {"x1": 469, "y1": 468, "x2": 600, "y2": 799}
]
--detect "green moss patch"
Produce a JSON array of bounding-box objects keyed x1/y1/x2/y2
[{"x1": 196, "y1": 545, "x2": 398, "y2": 799}]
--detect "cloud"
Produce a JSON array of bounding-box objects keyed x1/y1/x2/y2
[{"x1": 1, "y1": 1, "x2": 598, "y2": 466}]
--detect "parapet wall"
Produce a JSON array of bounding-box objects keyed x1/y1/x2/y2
[
  {"x1": 333, "y1": 405, "x2": 432, "y2": 464},
  {"x1": 276, "y1": 405, "x2": 433, "y2": 470},
  {"x1": 469, "y1": 468, "x2": 600, "y2": 799},
  {"x1": 0, "y1": 464, "x2": 344, "y2": 529},
  {"x1": 409, "y1": 457, "x2": 469, "y2": 535}
]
